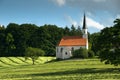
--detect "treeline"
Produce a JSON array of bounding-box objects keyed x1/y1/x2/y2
[{"x1": 0, "y1": 23, "x2": 83, "y2": 57}]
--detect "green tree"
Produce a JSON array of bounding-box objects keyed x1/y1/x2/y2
[
  {"x1": 6, "y1": 23, "x2": 23, "y2": 56},
  {"x1": 5, "y1": 33, "x2": 16, "y2": 56},
  {"x1": 88, "y1": 50, "x2": 95, "y2": 58},
  {"x1": 98, "y1": 19, "x2": 120, "y2": 66},
  {"x1": 76, "y1": 26, "x2": 82, "y2": 36},
  {"x1": 40, "y1": 24, "x2": 63, "y2": 56},
  {"x1": 18, "y1": 24, "x2": 38, "y2": 56},
  {"x1": 90, "y1": 32, "x2": 100, "y2": 55},
  {"x1": 6, "y1": 23, "x2": 38, "y2": 56},
  {"x1": 64, "y1": 26, "x2": 70, "y2": 36},
  {"x1": 70, "y1": 25, "x2": 76, "y2": 36},
  {"x1": 25, "y1": 47, "x2": 45, "y2": 65},
  {"x1": 0, "y1": 27, "x2": 6, "y2": 56}
]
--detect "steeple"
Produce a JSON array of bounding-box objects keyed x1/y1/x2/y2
[
  {"x1": 83, "y1": 13, "x2": 87, "y2": 29},
  {"x1": 82, "y1": 12, "x2": 88, "y2": 39},
  {"x1": 82, "y1": 12, "x2": 88, "y2": 49}
]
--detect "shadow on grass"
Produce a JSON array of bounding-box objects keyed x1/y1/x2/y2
[
  {"x1": 45, "y1": 58, "x2": 73, "y2": 64},
  {"x1": 7, "y1": 57, "x2": 21, "y2": 64},
  {"x1": 30, "y1": 68, "x2": 120, "y2": 77},
  {"x1": 44, "y1": 59, "x2": 63, "y2": 64}
]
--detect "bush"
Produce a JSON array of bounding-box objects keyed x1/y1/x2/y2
[
  {"x1": 72, "y1": 48, "x2": 88, "y2": 59},
  {"x1": 88, "y1": 50, "x2": 95, "y2": 58}
]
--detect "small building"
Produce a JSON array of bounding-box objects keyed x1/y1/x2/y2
[{"x1": 56, "y1": 13, "x2": 88, "y2": 59}]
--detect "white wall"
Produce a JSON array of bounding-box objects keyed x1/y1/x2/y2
[{"x1": 56, "y1": 46, "x2": 86, "y2": 59}]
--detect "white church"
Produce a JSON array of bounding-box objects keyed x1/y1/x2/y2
[{"x1": 56, "y1": 13, "x2": 88, "y2": 59}]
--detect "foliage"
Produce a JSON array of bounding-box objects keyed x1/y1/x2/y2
[
  {"x1": 0, "y1": 23, "x2": 83, "y2": 57},
  {"x1": 0, "y1": 27, "x2": 6, "y2": 56},
  {"x1": 90, "y1": 32, "x2": 100, "y2": 55},
  {"x1": 72, "y1": 48, "x2": 88, "y2": 58},
  {"x1": 88, "y1": 50, "x2": 95, "y2": 58},
  {"x1": 98, "y1": 19, "x2": 120, "y2": 66},
  {"x1": 25, "y1": 47, "x2": 45, "y2": 65},
  {"x1": 5, "y1": 33, "x2": 16, "y2": 56}
]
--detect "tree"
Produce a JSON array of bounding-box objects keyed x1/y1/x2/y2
[
  {"x1": 6, "y1": 23, "x2": 38, "y2": 56},
  {"x1": 88, "y1": 50, "x2": 95, "y2": 58},
  {"x1": 18, "y1": 24, "x2": 38, "y2": 56},
  {"x1": 98, "y1": 19, "x2": 120, "y2": 66},
  {"x1": 5, "y1": 33, "x2": 16, "y2": 56},
  {"x1": 6, "y1": 23, "x2": 25, "y2": 56},
  {"x1": 70, "y1": 25, "x2": 77, "y2": 36},
  {"x1": 76, "y1": 26, "x2": 82, "y2": 36},
  {"x1": 0, "y1": 27, "x2": 5, "y2": 56},
  {"x1": 25, "y1": 47, "x2": 45, "y2": 65},
  {"x1": 64, "y1": 26, "x2": 70, "y2": 36},
  {"x1": 90, "y1": 32, "x2": 100, "y2": 55},
  {"x1": 40, "y1": 24, "x2": 64, "y2": 56}
]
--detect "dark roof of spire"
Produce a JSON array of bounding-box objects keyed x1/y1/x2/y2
[{"x1": 83, "y1": 13, "x2": 87, "y2": 29}]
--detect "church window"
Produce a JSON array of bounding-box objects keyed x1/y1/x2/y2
[
  {"x1": 61, "y1": 48, "x2": 63, "y2": 53},
  {"x1": 72, "y1": 47, "x2": 74, "y2": 51},
  {"x1": 65, "y1": 52, "x2": 67, "y2": 55}
]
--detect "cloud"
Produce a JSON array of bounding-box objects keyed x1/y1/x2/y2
[
  {"x1": 51, "y1": 0, "x2": 120, "y2": 15},
  {"x1": 51, "y1": 0, "x2": 66, "y2": 6},
  {"x1": 116, "y1": 14, "x2": 120, "y2": 18},
  {"x1": 65, "y1": 14, "x2": 104, "y2": 29},
  {"x1": 93, "y1": 0, "x2": 106, "y2": 2},
  {"x1": 65, "y1": 15, "x2": 78, "y2": 27},
  {"x1": 87, "y1": 17, "x2": 104, "y2": 29},
  {"x1": 80, "y1": 17, "x2": 104, "y2": 30}
]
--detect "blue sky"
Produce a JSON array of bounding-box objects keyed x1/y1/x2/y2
[{"x1": 0, "y1": 0, "x2": 120, "y2": 33}]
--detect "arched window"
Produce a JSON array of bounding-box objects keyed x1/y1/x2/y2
[
  {"x1": 72, "y1": 47, "x2": 74, "y2": 51},
  {"x1": 65, "y1": 52, "x2": 67, "y2": 55},
  {"x1": 61, "y1": 48, "x2": 63, "y2": 53}
]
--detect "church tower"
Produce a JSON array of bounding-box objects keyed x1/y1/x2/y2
[{"x1": 82, "y1": 13, "x2": 88, "y2": 49}]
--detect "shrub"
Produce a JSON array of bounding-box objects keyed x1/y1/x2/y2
[
  {"x1": 72, "y1": 48, "x2": 88, "y2": 59},
  {"x1": 88, "y1": 50, "x2": 95, "y2": 58}
]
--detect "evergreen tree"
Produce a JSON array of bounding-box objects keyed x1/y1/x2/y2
[{"x1": 76, "y1": 26, "x2": 82, "y2": 36}]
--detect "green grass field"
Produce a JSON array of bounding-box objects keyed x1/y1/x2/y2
[{"x1": 0, "y1": 57, "x2": 120, "y2": 80}]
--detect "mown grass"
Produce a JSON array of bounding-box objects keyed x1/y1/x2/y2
[{"x1": 0, "y1": 57, "x2": 120, "y2": 80}]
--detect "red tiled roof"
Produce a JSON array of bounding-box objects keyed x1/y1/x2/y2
[{"x1": 58, "y1": 36, "x2": 87, "y2": 46}]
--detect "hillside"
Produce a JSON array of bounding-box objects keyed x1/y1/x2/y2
[
  {"x1": 0, "y1": 57, "x2": 120, "y2": 80},
  {"x1": 0, "y1": 57, "x2": 55, "y2": 67}
]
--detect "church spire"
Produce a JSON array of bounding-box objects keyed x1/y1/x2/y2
[
  {"x1": 83, "y1": 13, "x2": 87, "y2": 29},
  {"x1": 82, "y1": 12, "x2": 88, "y2": 39},
  {"x1": 82, "y1": 12, "x2": 88, "y2": 49}
]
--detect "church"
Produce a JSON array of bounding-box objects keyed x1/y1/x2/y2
[{"x1": 56, "y1": 13, "x2": 88, "y2": 59}]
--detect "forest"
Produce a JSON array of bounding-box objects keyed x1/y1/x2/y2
[{"x1": 0, "y1": 23, "x2": 83, "y2": 57}]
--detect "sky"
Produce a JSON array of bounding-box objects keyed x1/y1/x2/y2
[{"x1": 0, "y1": 0, "x2": 120, "y2": 33}]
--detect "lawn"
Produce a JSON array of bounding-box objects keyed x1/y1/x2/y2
[{"x1": 0, "y1": 57, "x2": 120, "y2": 80}]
